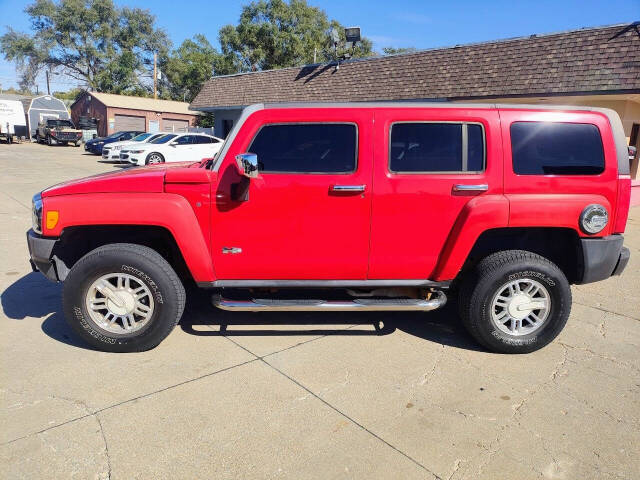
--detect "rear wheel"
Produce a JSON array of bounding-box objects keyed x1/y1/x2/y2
[
  {"x1": 146, "y1": 152, "x2": 164, "y2": 165},
  {"x1": 458, "y1": 250, "x2": 571, "y2": 354},
  {"x1": 63, "y1": 243, "x2": 185, "y2": 352}
]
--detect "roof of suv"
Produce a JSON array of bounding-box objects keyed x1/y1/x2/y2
[{"x1": 214, "y1": 102, "x2": 629, "y2": 176}]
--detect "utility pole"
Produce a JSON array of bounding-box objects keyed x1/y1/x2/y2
[
  {"x1": 46, "y1": 71, "x2": 50, "y2": 95},
  {"x1": 153, "y1": 53, "x2": 157, "y2": 100}
]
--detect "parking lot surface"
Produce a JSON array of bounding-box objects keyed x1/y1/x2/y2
[{"x1": 1, "y1": 142, "x2": 639, "y2": 479}]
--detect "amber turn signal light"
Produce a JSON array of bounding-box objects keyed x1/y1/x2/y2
[{"x1": 46, "y1": 211, "x2": 59, "y2": 230}]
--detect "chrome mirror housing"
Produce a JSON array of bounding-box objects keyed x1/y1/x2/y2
[{"x1": 235, "y1": 153, "x2": 259, "y2": 178}]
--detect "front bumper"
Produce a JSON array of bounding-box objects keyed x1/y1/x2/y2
[
  {"x1": 102, "y1": 149, "x2": 121, "y2": 160},
  {"x1": 85, "y1": 143, "x2": 103, "y2": 154},
  {"x1": 27, "y1": 229, "x2": 60, "y2": 281},
  {"x1": 579, "y1": 234, "x2": 630, "y2": 284}
]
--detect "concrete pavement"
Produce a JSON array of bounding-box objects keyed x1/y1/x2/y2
[{"x1": 1, "y1": 142, "x2": 639, "y2": 479}]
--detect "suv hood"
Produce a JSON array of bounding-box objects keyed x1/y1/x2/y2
[{"x1": 42, "y1": 163, "x2": 198, "y2": 197}]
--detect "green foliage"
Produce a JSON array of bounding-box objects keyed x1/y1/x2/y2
[
  {"x1": 160, "y1": 35, "x2": 218, "y2": 103},
  {"x1": 217, "y1": 0, "x2": 374, "y2": 73},
  {"x1": 0, "y1": 85, "x2": 36, "y2": 96},
  {"x1": 382, "y1": 47, "x2": 417, "y2": 55},
  {"x1": 51, "y1": 86, "x2": 83, "y2": 100},
  {"x1": 196, "y1": 112, "x2": 215, "y2": 128},
  {"x1": 0, "y1": 0, "x2": 170, "y2": 93}
]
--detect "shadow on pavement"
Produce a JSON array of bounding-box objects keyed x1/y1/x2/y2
[
  {"x1": 1, "y1": 272, "x2": 91, "y2": 349},
  {"x1": 2, "y1": 274, "x2": 483, "y2": 352}
]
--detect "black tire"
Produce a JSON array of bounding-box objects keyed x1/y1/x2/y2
[
  {"x1": 62, "y1": 243, "x2": 186, "y2": 352},
  {"x1": 458, "y1": 250, "x2": 571, "y2": 354},
  {"x1": 145, "y1": 152, "x2": 164, "y2": 165}
]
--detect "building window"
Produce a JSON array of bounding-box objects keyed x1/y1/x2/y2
[
  {"x1": 389, "y1": 122, "x2": 485, "y2": 173},
  {"x1": 249, "y1": 123, "x2": 357, "y2": 173},
  {"x1": 511, "y1": 122, "x2": 605, "y2": 175}
]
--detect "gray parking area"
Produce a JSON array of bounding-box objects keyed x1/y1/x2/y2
[{"x1": 1, "y1": 142, "x2": 639, "y2": 479}]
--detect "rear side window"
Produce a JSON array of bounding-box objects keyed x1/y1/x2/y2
[
  {"x1": 389, "y1": 123, "x2": 485, "y2": 173},
  {"x1": 249, "y1": 123, "x2": 357, "y2": 173},
  {"x1": 511, "y1": 122, "x2": 605, "y2": 175}
]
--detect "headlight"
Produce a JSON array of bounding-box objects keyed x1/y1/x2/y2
[
  {"x1": 130, "y1": 150, "x2": 145, "y2": 154},
  {"x1": 32, "y1": 193, "x2": 43, "y2": 234},
  {"x1": 580, "y1": 204, "x2": 608, "y2": 234}
]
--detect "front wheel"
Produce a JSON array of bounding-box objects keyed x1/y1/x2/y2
[
  {"x1": 63, "y1": 243, "x2": 186, "y2": 352},
  {"x1": 146, "y1": 152, "x2": 164, "y2": 165},
  {"x1": 459, "y1": 250, "x2": 571, "y2": 354}
]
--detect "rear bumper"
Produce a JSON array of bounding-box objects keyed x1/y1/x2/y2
[{"x1": 578, "y1": 234, "x2": 630, "y2": 284}]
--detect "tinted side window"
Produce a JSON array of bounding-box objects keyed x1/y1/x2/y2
[
  {"x1": 249, "y1": 124, "x2": 357, "y2": 173},
  {"x1": 511, "y1": 122, "x2": 604, "y2": 175},
  {"x1": 390, "y1": 123, "x2": 485, "y2": 173}
]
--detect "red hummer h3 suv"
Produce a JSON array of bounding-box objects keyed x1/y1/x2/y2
[{"x1": 27, "y1": 103, "x2": 631, "y2": 353}]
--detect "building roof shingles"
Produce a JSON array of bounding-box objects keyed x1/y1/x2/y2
[
  {"x1": 191, "y1": 24, "x2": 640, "y2": 109},
  {"x1": 88, "y1": 91, "x2": 194, "y2": 115}
]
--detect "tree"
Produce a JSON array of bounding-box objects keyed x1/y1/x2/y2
[
  {"x1": 217, "y1": 0, "x2": 374, "y2": 73},
  {"x1": 51, "y1": 87, "x2": 83, "y2": 101},
  {"x1": 0, "y1": 0, "x2": 170, "y2": 94},
  {"x1": 382, "y1": 47, "x2": 417, "y2": 55},
  {"x1": 160, "y1": 35, "x2": 219, "y2": 103}
]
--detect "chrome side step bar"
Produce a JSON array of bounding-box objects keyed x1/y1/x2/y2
[{"x1": 212, "y1": 292, "x2": 446, "y2": 312}]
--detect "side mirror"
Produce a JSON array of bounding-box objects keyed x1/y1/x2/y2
[{"x1": 235, "y1": 153, "x2": 259, "y2": 178}]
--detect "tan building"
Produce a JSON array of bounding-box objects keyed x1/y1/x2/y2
[
  {"x1": 191, "y1": 23, "x2": 640, "y2": 181},
  {"x1": 71, "y1": 91, "x2": 198, "y2": 138}
]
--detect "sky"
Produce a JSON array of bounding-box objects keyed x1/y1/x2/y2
[{"x1": 0, "y1": 0, "x2": 638, "y2": 93}]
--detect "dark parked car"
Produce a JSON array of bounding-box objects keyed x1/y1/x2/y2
[{"x1": 84, "y1": 131, "x2": 144, "y2": 155}]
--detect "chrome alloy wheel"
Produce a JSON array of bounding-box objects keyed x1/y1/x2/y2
[
  {"x1": 85, "y1": 273, "x2": 155, "y2": 334},
  {"x1": 490, "y1": 278, "x2": 550, "y2": 336},
  {"x1": 147, "y1": 153, "x2": 163, "y2": 164}
]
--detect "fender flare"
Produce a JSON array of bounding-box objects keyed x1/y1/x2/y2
[
  {"x1": 43, "y1": 193, "x2": 215, "y2": 282},
  {"x1": 432, "y1": 195, "x2": 510, "y2": 281}
]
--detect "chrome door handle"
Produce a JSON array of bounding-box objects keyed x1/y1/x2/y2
[
  {"x1": 452, "y1": 184, "x2": 489, "y2": 192},
  {"x1": 331, "y1": 185, "x2": 366, "y2": 192}
]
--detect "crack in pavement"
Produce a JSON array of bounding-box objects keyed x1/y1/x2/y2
[
  {"x1": 1, "y1": 358, "x2": 259, "y2": 446},
  {"x1": 467, "y1": 344, "x2": 570, "y2": 478},
  {"x1": 573, "y1": 300, "x2": 640, "y2": 322},
  {"x1": 96, "y1": 414, "x2": 112, "y2": 480},
  {"x1": 558, "y1": 341, "x2": 640, "y2": 373},
  {"x1": 217, "y1": 333, "x2": 443, "y2": 480}
]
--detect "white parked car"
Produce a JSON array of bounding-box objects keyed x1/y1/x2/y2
[
  {"x1": 101, "y1": 132, "x2": 167, "y2": 161},
  {"x1": 122, "y1": 133, "x2": 224, "y2": 166}
]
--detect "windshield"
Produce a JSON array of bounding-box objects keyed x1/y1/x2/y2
[
  {"x1": 151, "y1": 134, "x2": 177, "y2": 144},
  {"x1": 131, "y1": 133, "x2": 152, "y2": 141},
  {"x1": 147, "y1": 133, "x2": 164, "y2": 142},
  {"x1": 47, "y1": 119, "x2": 74, "y2": 128},
  {"x1": 105, "y1": 132, "x2": 124, "y2": 139}
]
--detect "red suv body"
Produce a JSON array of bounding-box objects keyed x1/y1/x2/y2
[{"x1": 27, "y1": 103, "x2": 631, "y2": 353}]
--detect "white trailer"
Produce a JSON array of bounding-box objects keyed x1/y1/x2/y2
[{"x1": 0, "y1": 99, "x2": 27, "y2": 143}]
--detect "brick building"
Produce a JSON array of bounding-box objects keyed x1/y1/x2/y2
[{"x1": 71, "y1": 91, "x2": 198, "y2": 137}]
